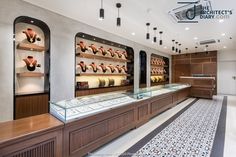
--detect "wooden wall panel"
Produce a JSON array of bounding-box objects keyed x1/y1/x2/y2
[
  {"x1": 203, "y1": 63, "x2": 217, "y2": 74},
  {"x1": 190, "y1": 64, "x2": 203, "y2": 74},
  {"x1": 172, "y1": 51, "x2": 217, "y2": 94},
  {"x1": 15, "y1": 94, "x2": 49, "y2": 119}
]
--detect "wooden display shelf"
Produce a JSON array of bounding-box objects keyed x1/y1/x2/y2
[
  {"x1": 151, "y1": 64, "x2": 168, "y2": 68},
  {"x1": 151, "y1": 81, "x2": 169, "y2": 86},
  {"x1": 17, "y1": 43, "x2": 45, "y2": 52},
  {"x1": 151, "y1": 74, "x2": 168, "y2": 76},
  {"x1": 17, "y1": 72, "x2": 45, "y2": 77},
  {"x1": 76, "y1": 52, "x2": 131, "y2": 63},
  {"x1": 76, "y1": 73, "x2": 130, "y2": 77}
]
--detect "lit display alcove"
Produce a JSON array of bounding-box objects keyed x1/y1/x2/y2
[
  {"x1": 14, "y1": 16, "x2": 50, "y2": 119},
  {"x1": 75, "y1": 33, "x2": 134, "y2": 96}
]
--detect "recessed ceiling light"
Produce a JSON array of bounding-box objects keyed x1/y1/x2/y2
[
  {"x1": 185, "y1": 27, "x2": 190, "y2": 30},
  {"x1": 194, "y1": 37, "x2": 198, "y2": 40},
  {"x1": 219, "y1": 19, "x2": 224, "y2": 23},
  {"x1": 223, "y1": 46, "x2": 227, "y2": 49},
  {"x1": 131, "y1": 32, "x2": 135, "y2": 36},
  {"x1": 164, "y1": 46, "x2": 167, "y2": 49},
  {"x1": 30, "y1": 20, "x2": 34, "y2": 23},
  {"x1": 221, "y1": 33, "x2": 226, "y2": 36}
]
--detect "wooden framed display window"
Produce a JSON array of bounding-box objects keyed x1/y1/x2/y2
[
  {"x1": 139, "y1": 51, "x2": 147, "y2": 88},
  {"x1": 14, "y1": 16, "x2": 50, "y2": 119},
  {"x1": 150, "y1": 54, "x2": 169, "y2": 86},
  {"x1": 75, "y1": 33, "x2": 134, "y2": 96}
]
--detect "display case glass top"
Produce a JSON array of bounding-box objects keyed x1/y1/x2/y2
[
  {"x1": 50, "y1": 84, "x2": 190, "y2": 123},
  {"x1": 50, "y1": 92, "x2": 137, "y2": 122}
]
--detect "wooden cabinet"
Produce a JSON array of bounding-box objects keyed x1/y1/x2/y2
[
  {"x1": 180, "y1": 77, "x2": 215, "y2": 99},
  {"x1": 63, "y1": 104, "x2": 136, "y2": 157},
  {"x1": 15, "y1": 93, "x2": 49, "y2": 119},
  {"x1": 0, "y1": 114, "x2": 63, "y2": 157},
  {"x1": 135, "y1": 99, "x2": 150, "y2": 127},
  {"x1": 150, "y1": 93, "x2": 173, "y2": 117}
]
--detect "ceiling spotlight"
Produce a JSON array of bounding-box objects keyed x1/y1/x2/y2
[
  {"x1": 175, "y1": 42, "x2": 178, "y2": 52},
  {"x1": 146, "y1": 23, "x2": 150, "y2": 40},
  {"x1": 99, "y1": 0, "x2": 104, "y2": 20},
  {"x1": 164, "y1": 46, "x2": 167, "y2": 49},
  {"x1": 185, "y1": 27, "x2": 190, "y2": 30},
  {"x1": 179, "y1": 44, "x2": 182, "y2": 53},
  {"x1": 219, "y1": 19, "x2": 224, "y2": 23},
  {"x1": 159, "y1": 31, "x2": 163, "y2": 45},
  {"x1": 153, "y1": 27, "x2": 157, "y2": 43},
  {"x1": 172, "y1": 40, "x2": 175, "y2": 51},
  {"x1": 205, "y1": 45, "x2": 209, "y2": 54},
  {"x1": 194, "y1": 37, "x2": 198, "y2": 40},
  {"x1": 131, "y1": 32, "x2": 135, "y2": 36},
  {"x1": 30, "y1": 20, "x2": 34, "y2": 23},
  {"x1": 116, "y1": 3, "x2": 122, "y2": 26},
  {"x1": 195, "y1": 46, "x2": 198, "y2": 53},
  {"x1": 221, "y1": 33, "x2": 226, "y2": 36},
  {"x1": 223, "y1": 46, "x2": 227, "y2": 49}
]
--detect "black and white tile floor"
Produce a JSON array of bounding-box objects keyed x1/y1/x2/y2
[{"x1": 90, "y1": 96, "x2": 236, "y2": 157}]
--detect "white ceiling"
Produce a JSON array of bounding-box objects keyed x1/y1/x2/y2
[{"x1": 23, "y1": 0, "x2": 236, "y2": 54}]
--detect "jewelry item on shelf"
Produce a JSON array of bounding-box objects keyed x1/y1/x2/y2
[
  {"x1": 90, "y1": 62, "x2": 98, "y2": 73},
  {"x1": 115, "y1": 50, "x2": 123, "y2": 58},
  {"x1": 151, "y1": 77, "x2": 155, "y2": 83},
  {"x1": 155, "y1": 76, "x2": 160, "y2": 83},
  {"x1": 77, "y1": 81, "x2": 89, "y2": 90},
  {"x1": 98, "y1": 78, "x2": 106, "y2": 87},
  {"x1": 121, "y1": 79, "x2": 130, "y2": 86},
  {"x1": 116, "y1": 65, "x2": 122, "y2": 73},
  {"x1": 163, "y1": 69, "x2": 166, "y2": 74},
  {"x1": 99, "y1": 63, "x2": 107, "y2": 73},
  {"x1": 98, "y1": 46, "x2": 107, "y2": 56},
  {"x1": 122, "y1": 51, "x2": 128, "y2": 58},
  {"x1": 78, "y1": 61, "x2": 87, "y2": 72},
  {"x1": 108, "y1": 64, "x2": 116, "y2": 73},
  {"x1": 108, "y1": 48, "x2": 115, "y2": 57},
  {"x1": 22, "y1": 28, "x2": 41, "y2": 43},
  {"x1": 108, "y1": 78, "x2": 115, "y2": 86},
  {"x1": 89, "y1": 44, "x2": 99, "y2": 54},
  {"x1": 78, "y1": 41, "x2": 87, "y2": 52},
  {"x1": 121, "y1": 65, "x2": 128, "y2": 73},
  {"x1": 23, "y1": 56, "x2": 38, "y2": 71},
  {"x1": 152, "y1": 58, "x2": 155, "y2": 65}
]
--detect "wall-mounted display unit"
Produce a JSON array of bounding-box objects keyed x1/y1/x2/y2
[
  {"x1": 14, "y1": 16, "x2": 50, "y2": 119},
  {"x1": 75, "y1": 33, "x2": 134, "y2": 96},
  {"x1": 150, "y1": 54, "x2": 169, "y2": 86},
  {"x1": 139, "y1": 51, "x2": 147, "y2": 88}
]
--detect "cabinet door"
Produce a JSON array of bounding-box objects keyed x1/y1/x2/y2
[{"x1": 218, "y1": 61, "x2": 236, "y2": 95}]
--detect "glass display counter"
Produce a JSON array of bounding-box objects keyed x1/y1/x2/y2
[
  {"x1": 50, "y1": 92, "x2": 137, "y2": 122},
  {"x1": 138, "y1": 83, "x2": 191, "y2": 97},
  {"x1": 50, "y1": 84, "x2": 190, "y2": 122}
]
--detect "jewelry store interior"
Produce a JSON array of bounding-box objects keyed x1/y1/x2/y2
[{"x1": 0, "y1": 0, "x2": 236, "y2": 157}]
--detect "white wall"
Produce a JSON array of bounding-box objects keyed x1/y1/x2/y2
[
  {"x1": 0, "y1": 0, "x2": 170, "y2": 122},
  {"x1": 217, "y1": 50, "x2": 236, "y2": 94}
]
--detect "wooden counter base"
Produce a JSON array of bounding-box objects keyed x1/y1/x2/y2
[
  {"x1": 0, "y1": 114, "x2": 64, "y2": 157},
  {"x1": 64, "y1": 87, "x2": 190, "y2": 157},
  {"x1": 0, "y1": 87, "x2": 190, "y2": 157},
  {"x1": 179, "y1": 77, "x2": 215, "y2": 99}
]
